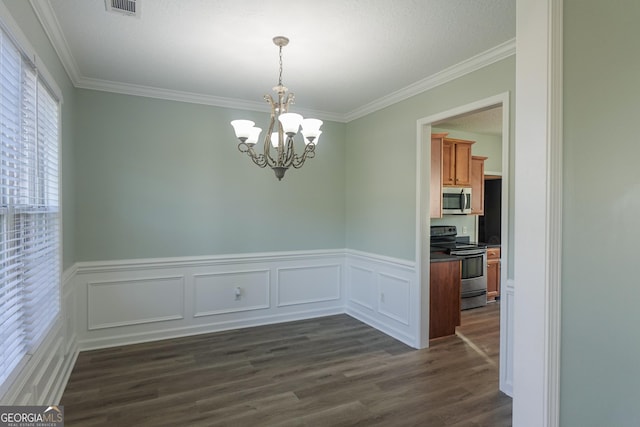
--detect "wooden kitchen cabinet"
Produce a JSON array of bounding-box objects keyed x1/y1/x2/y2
[
  {"x1": 429, "y1": 259, "x2": 461, "y2": 339},
  {"x1": 430, "y1": 133, "x2": 448, "y2": 218},
  {"x1": 442, "y1": 138, "x2": 474, "y2": 187},
  {"x1": 471, "y1": 156, "x2": 487, "y2": 215},
  {"x1": 486, "y1": 247, "x2": 501, "y2": 301}
]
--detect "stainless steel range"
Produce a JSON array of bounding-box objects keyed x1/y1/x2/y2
[{"x1": 430, "y1": 225, "x2": 487, "y2": 310}]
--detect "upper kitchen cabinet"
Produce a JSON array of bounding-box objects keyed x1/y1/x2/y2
[
  {"x1": 430, "y1": 133, "x2": 448, "y2": 218},
  {"x1": 442, "y1": 138, "x2": 475, "y2": 187},
  {"x1": 471, "y1": 156, "x2": 487, "y2": 215}
]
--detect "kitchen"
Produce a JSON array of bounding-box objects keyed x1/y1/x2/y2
[{"x1": 428, "y1": 108, "x2": 504, "y2": 341}]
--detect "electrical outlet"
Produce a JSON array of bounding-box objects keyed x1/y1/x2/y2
[
  {"x1": 234, "y1": 287, "x2": 242, "y2": 300},
  {"x1": 462, "y1": 226, "x2": 468, "y2": 234}
]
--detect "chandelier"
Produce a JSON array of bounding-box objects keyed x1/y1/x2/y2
[{"x1": 230, "y1": 36, "x2": 323, "y2": 181}]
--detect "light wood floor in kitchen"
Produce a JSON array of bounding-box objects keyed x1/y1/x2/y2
[{"x1": 61, "y1": 303, "x2": 510, "y2": 426}]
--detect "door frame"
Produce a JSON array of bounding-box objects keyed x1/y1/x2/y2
[
  {"x1": 416, "y1": 1, "x2": 563, "y2": 424},
  {"x1": 512, "y1": 0, "x2": 563, "y2": 425},
  {"x1": 415, "y1": 92, "x2": 511, "y2": 394}
]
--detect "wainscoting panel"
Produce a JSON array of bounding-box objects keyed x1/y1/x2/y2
[
  {"x1": 277, "y1": 264, "x2": 342, "y2": 307},
  {"x1": 348, "y1": 265, "x2": 376, "y2": 310},
  {"x1": 378, "y1": 273, "x2": 411, "y2": 326},
  {"x1": 193, "y1": 269, "x2": 270, "y2": 317},
  {"x1": 345, "y1": 250, "x2": 417, "y2": 347},
  {"x1": 87, "y1": 276, "x2": 185, "y2": 330},
  {"x1": 74, "y1": 250, "x2": 346, "y2": 350},
  {"x1": 500, "y1": 278, "x2": 515, "y2": 397}
]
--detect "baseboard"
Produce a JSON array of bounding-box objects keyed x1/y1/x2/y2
[
  {"x1": 346, "y1": 306, "x2": 416, "y2": 347},
  {"x1": 79, "y1": 306, "x2": 344, "y2": 351},
  {"x1": 1, "y1": 323, "x2": 78, "y2": 405},
  {"x1": 49, "y1": 342, "x2": 79, "y2": 404}
]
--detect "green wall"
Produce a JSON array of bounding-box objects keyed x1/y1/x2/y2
[
  {"x1": 562, "y1": 0, "x2": 640, "y2": 424},
  {"x1": 1, "y1": 1, "x2": 514, "y2": 271},
  {"x1": 345, "y1": 57, "x2": 515, "y2": 267},
  {"x1": 1, "y1": 0, "x2": 77, "y2": 270},
  {"x1": 74, "y1": 90, "x2": 346, "y2": 261}
]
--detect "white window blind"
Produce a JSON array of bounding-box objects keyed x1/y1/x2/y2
[{"x1": 0, "y1": 23, "x2": 60, "y2": 389}]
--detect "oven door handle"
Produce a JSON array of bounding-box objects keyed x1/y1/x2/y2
[{"x1": 453, "y1": 250, "x2": 486, "y2": 256}]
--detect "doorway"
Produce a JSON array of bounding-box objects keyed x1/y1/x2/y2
[{"x1": 416, "y1": 92, "x2": 512, "y2": 396}]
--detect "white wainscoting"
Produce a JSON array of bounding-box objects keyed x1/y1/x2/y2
[
  {"x1": 5, "y1": 249, "x2": 420, "y2": 404},
  {"x1": 277, "y1": 264, "x2": 342, "y2": 307},
  {"x1": 193, "y1": 269, "x2": 270, "y2": 317},
  {"x1": 73, "y1": 250, "x2": 347, "y2": 350},
  {"x1": 344, "y1": 250, "x2": 418, "y2": 347},
  {"x1": 500, "y1": 278, "x2": 515, "y2": 397},
  {"x1": 88, "y1": 275, "x2": 186, "y2": 330},
  {"x1": 3, "y1": 266, "x2": 79, "y2": 405}
]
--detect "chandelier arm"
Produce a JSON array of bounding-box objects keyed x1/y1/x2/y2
[
  {"x1": 249, "y1": 152, "x2": 268, "y2": 168},
  {"x1": 281, "y1": 135, "x2": 295, "y2": 167},
  {"x1": 238, "y1": 142, "x2": 268, "y2": 168},
  {"x1": 277, "y1": 121, "x2": 285, "y2": 167},
  {"x1": 291, "y1": 143, "x2": 316, "y2": 169},
  {"x1": 283, "y1": 93, "x2": 295, "y2": 113},
  {"x1": 275, "y1": 91, "x2": 287, "y2": 167},
  {"x1": 249, "y1": 153, "x2": 267, "y2": 168},
  {"x1": 262, "y1": 95, "x2": 278, "y2": 167},
  {"x1": 262, "y1": 130, "x2": 276, "y2": 167},
  {"x1": 246, "y1": 145, "x2": 269, "y2": 168}
]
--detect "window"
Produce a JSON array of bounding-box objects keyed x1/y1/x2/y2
[{"x1": 0, "y1": 23, "x2": 60, "y2": 389}]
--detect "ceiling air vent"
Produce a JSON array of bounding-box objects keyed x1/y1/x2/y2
[{"x1": 105, "y1": 0, "x2": 140, "y2": 18}]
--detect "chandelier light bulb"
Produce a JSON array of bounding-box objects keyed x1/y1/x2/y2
[
  {"x1": 270, "y1": 132, "x2": 279, "y2": 148},
  {"x1": 230, "y1": 120, "x2": 255, "y2": 141},
  {"x1": 301, "y1": 118, "x2": 323, "y2": 144},
  {"x1": 278, "y1": 113, "x2": 303, "y2": 136},
  {"x1": 302, "y1": 118, "x2": 322, "y2": 132},
  {"x1": 303, "y1": 130, "x2": 322, "y2": 145},
  {"x1": 246, "y1": 127, "x2": 262, "y2": 145}
]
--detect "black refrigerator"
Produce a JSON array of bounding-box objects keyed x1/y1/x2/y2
[{"x1": 478, "y1": 178, "x2": 501, "y2": 245}]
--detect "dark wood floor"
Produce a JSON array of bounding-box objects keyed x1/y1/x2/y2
[{"x1": 62, "y1": 303, "x2": 510, "y2": 426}]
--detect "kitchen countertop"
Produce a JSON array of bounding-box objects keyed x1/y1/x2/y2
[
  {"x1": 479, "y1": 242, "x2": 502, "y2": 248},
  {"x1": 430, "y1": 253, "x2": 461, "y2": 263}
]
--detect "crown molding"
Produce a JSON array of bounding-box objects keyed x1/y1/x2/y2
[
  {"x1": 74, "y1": 76, "x2": 346, "y2": 122},
  {"x1": 31, "y1": 0, "x2": 514, "y2": 124},
  {"x1": 343, "y1": 38, "x2": 516, "y2": 122},
  {"x1": 29, "y1": 0, "x2": 81, "y2": 85}
]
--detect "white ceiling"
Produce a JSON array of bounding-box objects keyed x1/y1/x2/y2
[
  {"x1": 436, "y1": 106, "x2": 503, "y2": 136},
  {"x1": 35, "y1": 0, "x2": 515, "y2": 122}
]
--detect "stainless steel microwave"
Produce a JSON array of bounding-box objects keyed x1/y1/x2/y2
[{"x1": 442, "y1": 187, "x2": 472, "y2": 214}]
